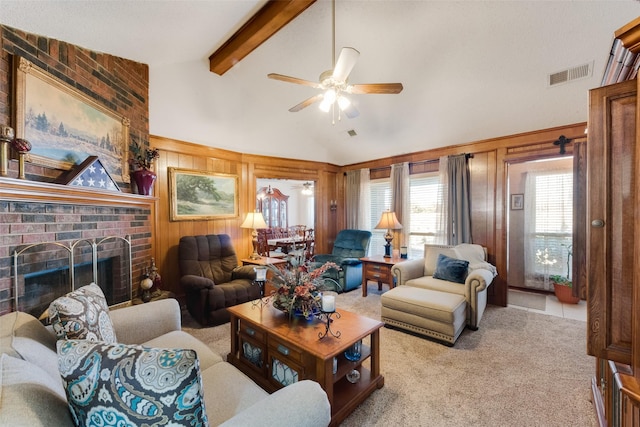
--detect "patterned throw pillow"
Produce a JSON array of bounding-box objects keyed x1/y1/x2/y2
[
  {"x1": 49, "y1": 283, "x2": 116, "y2": 343},
  {"x1": 432, "y1": 253, "x2": 470, "y2": 284},
  {"x1": 57, "y1": 340, "x2": 209, "y2": 427}
]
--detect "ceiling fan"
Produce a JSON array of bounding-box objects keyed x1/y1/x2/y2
[{"x1": 267, "y1": 0, "x2": 403, "y2": 121}]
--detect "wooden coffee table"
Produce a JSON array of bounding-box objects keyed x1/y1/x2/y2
[{"x1": 227, "y1": 302, "x2": 384, "y2": 426}]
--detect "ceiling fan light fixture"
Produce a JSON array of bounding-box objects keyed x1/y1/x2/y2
[
  {"x1": 318, "y1": 98, "x2": 331, "y2": 112},
  {"x1": 319, "y1": 89, "x2": 336, "y2": 112},
  {"x1": 337, "y1": 95, "x2": 350, "y2": 111},
  {"x1": 301, "y1": 182, "x2": 313, "y2": 196}
]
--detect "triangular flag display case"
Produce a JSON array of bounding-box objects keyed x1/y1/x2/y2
[{"x1": 56, "y1": 156, "x2": 121, "y2": 192}]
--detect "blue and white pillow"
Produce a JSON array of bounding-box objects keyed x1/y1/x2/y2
[
  {"x1": 57, "y1": 340, "x2": 208, "y2": 427},
  {"x1": 49, "y1": 283, "x2": 116, "y2": 343}
]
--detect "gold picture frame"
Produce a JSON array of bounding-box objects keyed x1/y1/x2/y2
[
  {"x1": 13, "y1": 56, "x2": 130, "y2": 183},
  {"x1": 169, "y1": 168, "x2": 239, "y2": 221}
]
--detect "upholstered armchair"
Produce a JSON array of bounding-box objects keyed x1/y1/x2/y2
[
  {"x1": 179, "y1": 234, "x2": 260, "y2": 326},
  {"x1": 311, "y1": 229, "x2": 372, "y2": 293},
  {"x1": 391, "y1": 243, "x2": 497, "y2": 329}
]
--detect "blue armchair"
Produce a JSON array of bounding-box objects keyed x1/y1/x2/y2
[{"x1": 311, "y1": 229, "x2": 372, "y2": 293}]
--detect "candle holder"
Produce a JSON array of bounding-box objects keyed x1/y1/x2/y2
[
  {"x1": 318, "y1": 310, "x2": 341, "y2": 340},
  {"x1": 251, "y1": 266, "x2": 270, "y2": 307}
]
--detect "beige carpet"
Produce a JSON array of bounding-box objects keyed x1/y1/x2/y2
[{"x1": 182, "y1": 289, "x2": 597, "y2": 427}]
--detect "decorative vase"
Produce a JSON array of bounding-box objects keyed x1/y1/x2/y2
[
  {"x1": 131, "y1": 169, "x2": 156, "y2": 195},
  {"x1": 553, "y1": 283, "x2": 580, "y2": 304}
]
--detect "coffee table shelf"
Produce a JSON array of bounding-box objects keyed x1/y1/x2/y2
[{"x1": 227, "y1": 302, "x2": 384, "y2": 426}]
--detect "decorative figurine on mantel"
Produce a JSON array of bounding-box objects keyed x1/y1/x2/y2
[
  {"x1": 129, "y1": 138, "x2": 160, "y2": 195},
  {"x1": 10, "y1": 138, "x2": 32, "y2": 180},
  {"x1": 0, "y1": 125, "x2": 15, "y2": 177}
]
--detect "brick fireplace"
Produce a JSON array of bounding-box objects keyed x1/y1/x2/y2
[
  {"x1": 0, "y1": 25, "x2": 153, "y2": 315},
  {"x1": 0, "y1": 179, "x2": 156, "y2": 315}
]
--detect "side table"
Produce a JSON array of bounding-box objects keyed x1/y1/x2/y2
[{"x1": 360, "y1": 256, "x2": 411, "y2": 297}]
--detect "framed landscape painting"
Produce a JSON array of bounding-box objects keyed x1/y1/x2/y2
[
  {"x1": 13, "y1": 56, "x2": 130, "y2": 183},
  {"x1": 169, "y1": 168, "x2": 239, "y2": 221}
]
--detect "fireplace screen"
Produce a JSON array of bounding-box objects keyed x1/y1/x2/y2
[{"x1": 13, "y1": 236, "x2": 132, "y2": 318}]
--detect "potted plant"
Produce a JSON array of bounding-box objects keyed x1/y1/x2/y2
[
  {"x1": 129, "y1": 140, "x2": 159, "y2": 195},
  {"x1": 549, "y1": 244, "x2": 579, "y2": 304}
]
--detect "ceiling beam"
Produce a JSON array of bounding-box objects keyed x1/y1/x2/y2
[{"x1": 209, "y1": 0, "x2": 317, "y2": 76}]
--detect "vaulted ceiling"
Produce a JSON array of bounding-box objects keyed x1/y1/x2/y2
[{"x1": 2, "y1": 1, "x2": 639, "y2": 165}]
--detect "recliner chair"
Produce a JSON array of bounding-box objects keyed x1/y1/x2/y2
[
  {"x1": 311, "y1": 229, "x2": 372, "y2": 293},
  {"x1": 179, "y1": 234, "x2": 260, "y2": 326}
]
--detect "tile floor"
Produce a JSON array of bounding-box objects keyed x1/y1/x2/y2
[{"x1": 508, "y1": 290, "x2": 587, "y2": 321}]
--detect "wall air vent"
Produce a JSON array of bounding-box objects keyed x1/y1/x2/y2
[{"x1": 548, "y1": 62, "x2": 593, "y2": 87}]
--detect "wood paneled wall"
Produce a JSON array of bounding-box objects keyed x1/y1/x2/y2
[
  {"x1": 149, "y1": 135, "x2": 341, "y2": 299},
  {"x1": 152, "y1": 122, "x2": 587, "y2": 307},
  {"x1": 342, "y1": 122, "x2": 588, "y2": 307}
]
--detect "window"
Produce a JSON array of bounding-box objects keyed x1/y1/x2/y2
[
  {"x1": 368, "y1": 179, "x2": 391, "y2": 256},
  {"x1": 408, "y1": 173, "x2": 440, "y2": 258},
  {"x1": 530, "y1": 171, "x2": 573, "y2": 279},
  {"x1": 366, "y1": 173, "x2": 440, "y2": 258}
]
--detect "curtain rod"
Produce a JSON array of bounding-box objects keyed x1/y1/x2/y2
[{"x1": 362, "y1": 153, "x2": 475, "y2": 173}]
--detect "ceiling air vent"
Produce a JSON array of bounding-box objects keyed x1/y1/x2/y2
[
  {"x1": 548, "y1": 62, "x2": 593, "y2": 87},
  {"x1": 347, "y1": 129, "x2": 357, "y2": 137}
]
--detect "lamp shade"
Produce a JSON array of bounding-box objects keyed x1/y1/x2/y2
[
  {"x1": 240, "y1": 212, "x2": 267, "y2": 229},
  {"x1": 375, "y1": 211, "x2": 403, "y2": 230}
]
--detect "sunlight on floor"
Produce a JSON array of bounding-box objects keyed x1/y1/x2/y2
[{"x1": 508, "y1": 291, "x2": 587, "y2": 321}]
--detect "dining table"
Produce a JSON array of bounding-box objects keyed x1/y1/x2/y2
[{"x1": 267, "y1": 236, "x2": 305, "y2": 254}]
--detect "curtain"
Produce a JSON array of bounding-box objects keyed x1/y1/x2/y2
[
  {"x1": 345, "y1": 168, "x2": 371, "y2": 230},
  {"x1": 345, "y1": 170, "x2": 360, "y2": 229},
  {"x1": 435, "y1": 154, "x2": 472, "y2": 245},
  {"x1": 391, "y1": 162, "x2": 410, "y2": 248},
  {"x1": 434, "y1": 156, "x2": 449, "y2": 244},
  {"x1": 523, "y1": 172, "x2": 544, "y2": 289},
  {"x1": 358, "y1": 168, "x2": 371, "y2": 230},
  {"x1": 523, "y1": 169, "x2": 573, "y2": 291}
]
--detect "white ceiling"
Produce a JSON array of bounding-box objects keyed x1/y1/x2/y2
[{"x1": 2, "y1": 1, "x2": 639, "y2": 166}]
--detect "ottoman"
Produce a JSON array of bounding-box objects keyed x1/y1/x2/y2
[{"x1": 381, "y1": 286, "x2": 467, "y2": 346}]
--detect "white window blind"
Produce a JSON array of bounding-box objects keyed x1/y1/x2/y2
[
  {"x1": 408, "y1": 173, "x2": 439, "y2": 258},
  {"x1": 369, "y1": 179, "x2": 391, "y2": 257},
  {"x1": 533, "y1": 172, "x2": 573, "y2": 277}
]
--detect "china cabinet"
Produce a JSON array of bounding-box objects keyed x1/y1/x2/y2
[{"x1": 256, "y1": 186, "x2": 289, "y2": 229}]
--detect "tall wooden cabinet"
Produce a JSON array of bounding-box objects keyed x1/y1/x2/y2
[
  {"x1": 588, "y1": 77, "x2": 640, "y2": 426},
  {"x1": 256, "y1": 187, "x2": 289, "y2": 229}
]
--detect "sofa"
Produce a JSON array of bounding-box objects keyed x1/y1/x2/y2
[
  {"x1": 391, "y1": 243, "x2": 497, "y2": 330},
  {"x1": 311, "y1": 229, "x2": 372, "y2": 293},
  {"x1": 0, "y1": 298, "x2": 331, "y2": 426},
  {"x1": 179, "y1": 234, "x2": 262, "y2": 326}
]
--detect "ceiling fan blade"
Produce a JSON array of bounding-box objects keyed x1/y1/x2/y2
[
  {"x1": 342, "y1": 103, "x2": 359, "y2": 119},
  {"x1": 268, "y1": 73, "x2": 322, "y2": 89},
  {"x1": 332, "y1": 47, "x2": 360, "y2": 82},
  {"x1": 289, "y1": 94, "x2": 324, "y2": 112},
  {"x1": 349, "y1": 83, "x2": 404, "y2": 94}
]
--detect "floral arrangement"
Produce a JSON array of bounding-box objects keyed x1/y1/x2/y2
[
  {"x1": 550, "y1": 244, "x2": 573, "y2": 287},
  {"x1": 130, "y1": 140, "x2": 159, "y2": 170},
  {"x1": 267, "y1": 256, "x2": 340, "y2": 319}
]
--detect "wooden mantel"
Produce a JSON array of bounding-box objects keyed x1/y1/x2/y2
[{"x1": 0, "y1": 177, "x2": 157, "y2": 207}]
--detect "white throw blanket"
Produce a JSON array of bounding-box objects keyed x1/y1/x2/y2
[{"x1": 454, "y1": 243, "x2": 498, "y2": 278}]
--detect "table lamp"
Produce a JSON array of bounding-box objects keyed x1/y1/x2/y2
[
  {"x1": 240, "y1": 211, "x2": 268, "y2": 259},
  {"x1": 375, "y1": 211, "x2": 403, "y2": 258}
]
